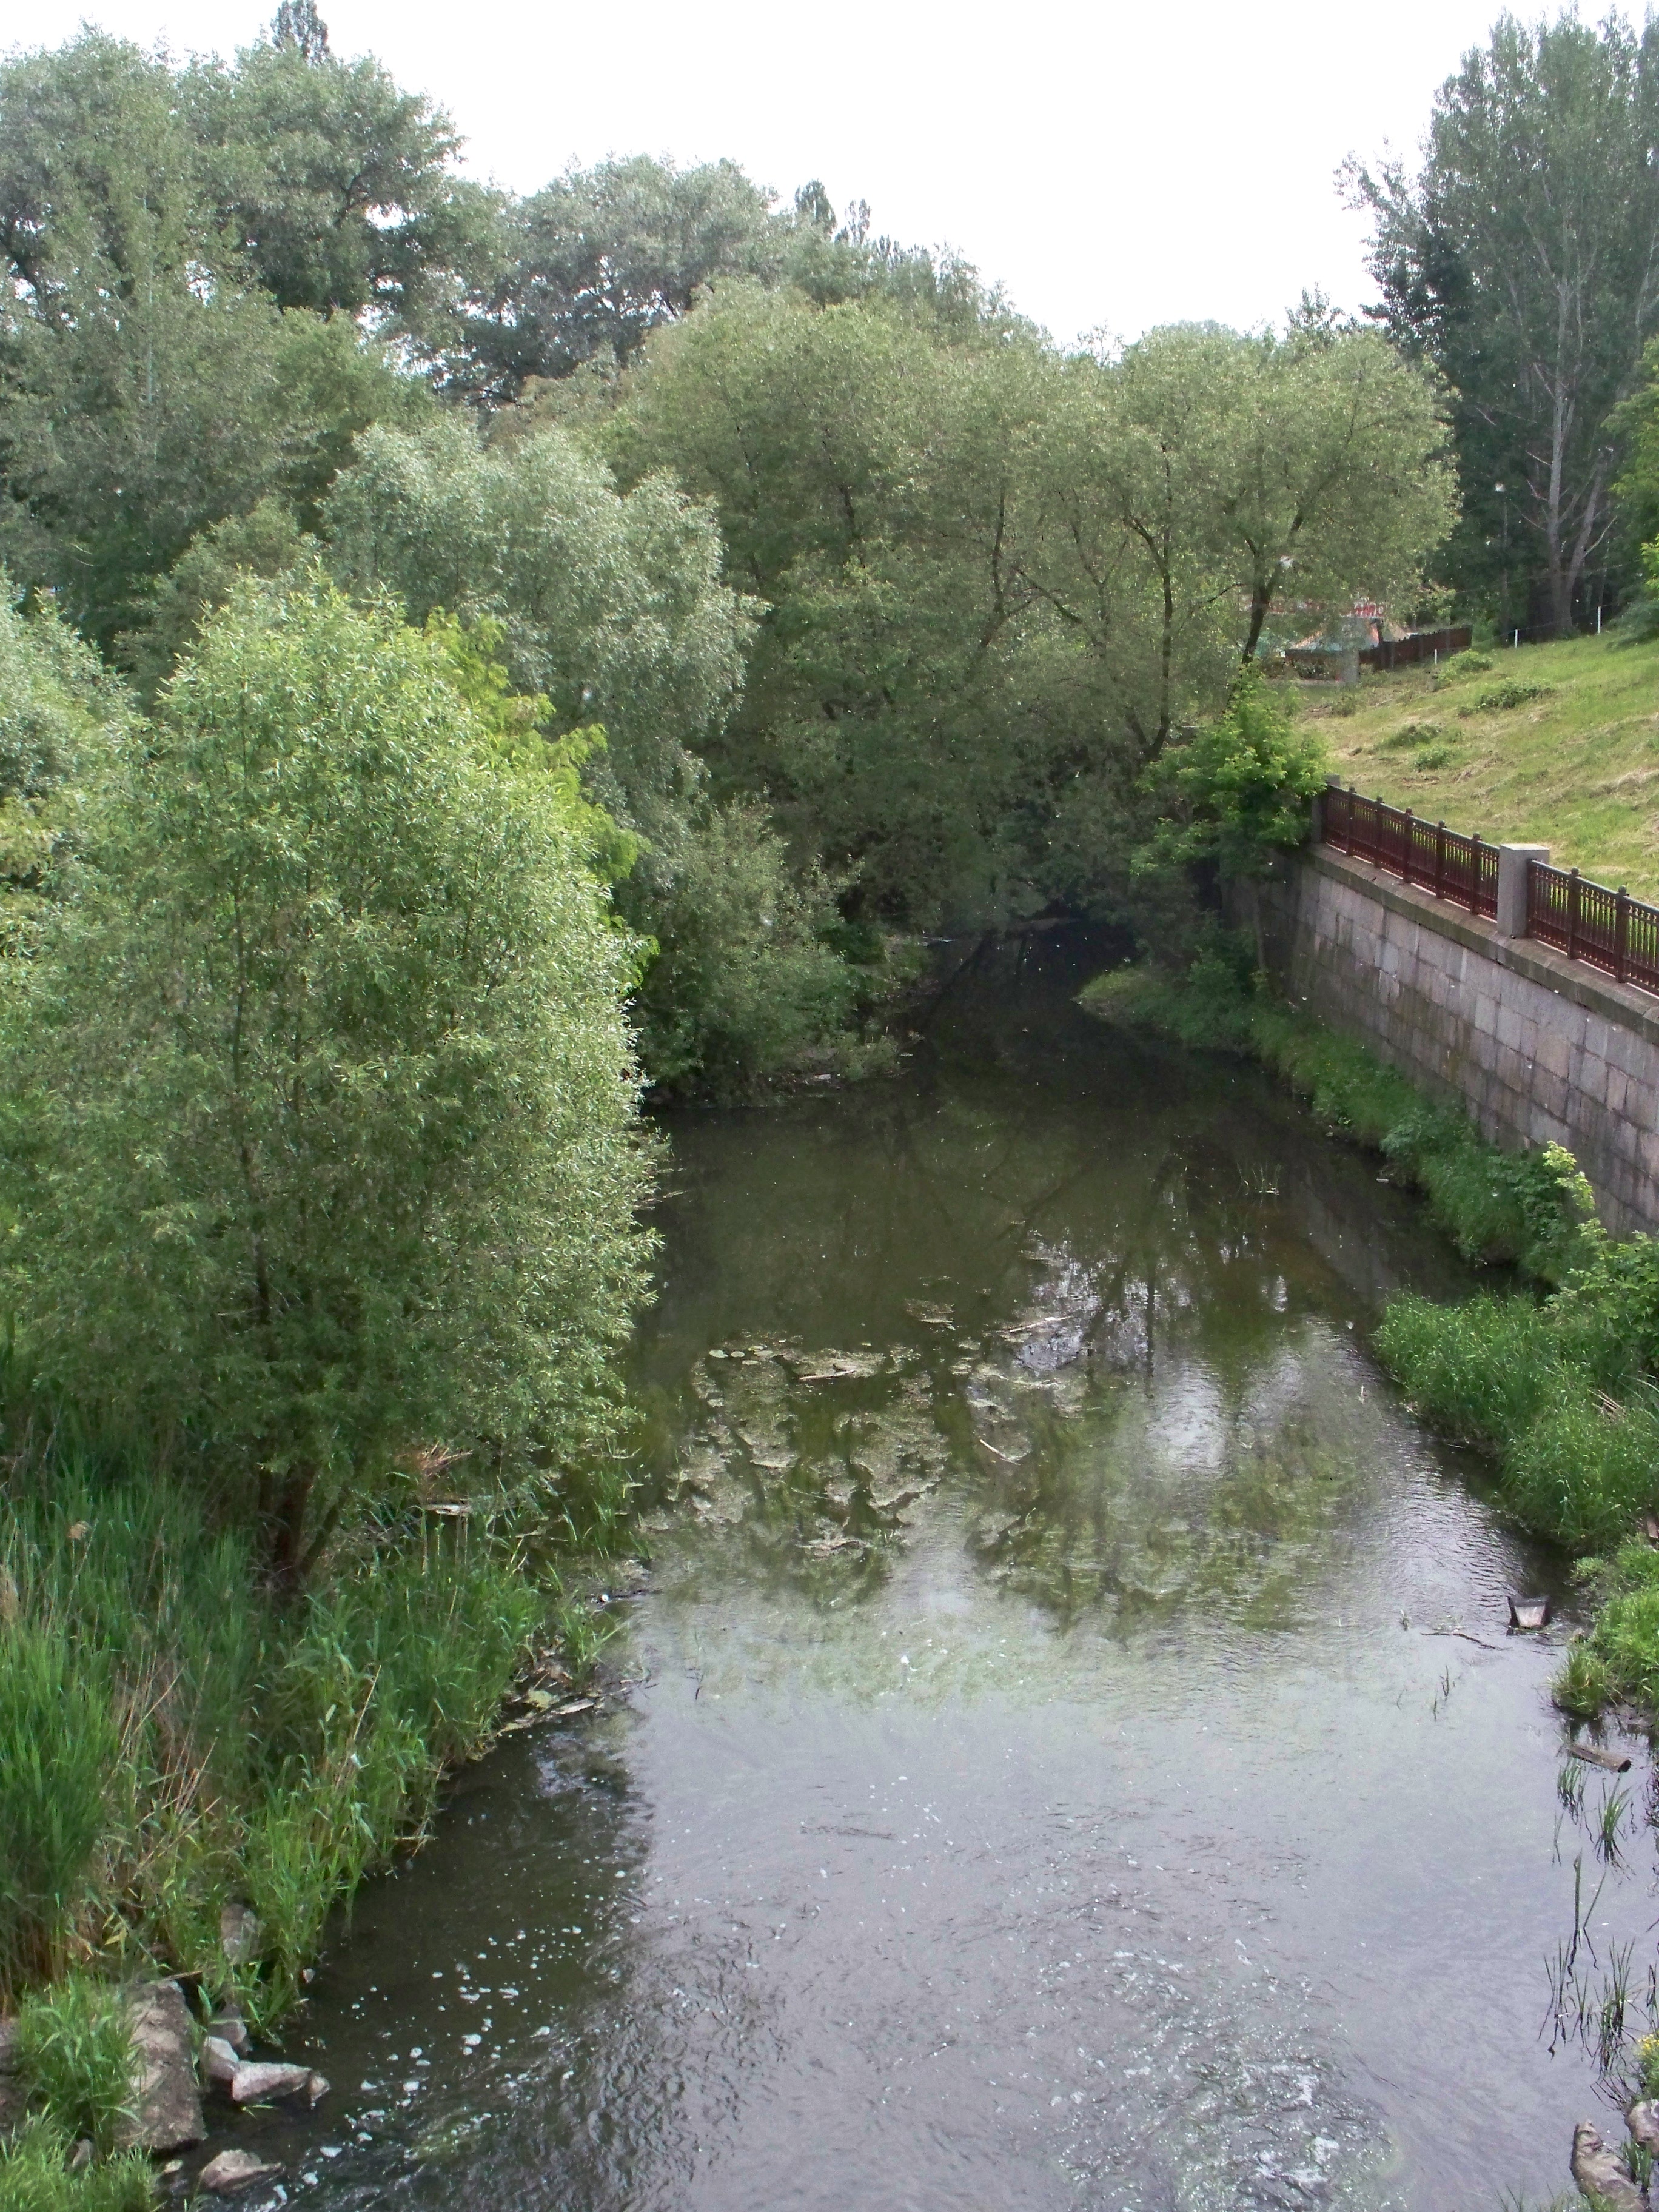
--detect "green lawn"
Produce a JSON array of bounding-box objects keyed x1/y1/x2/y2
[{"x1": 1301, "y1": 631, "x2": 1659, "y2": 899}]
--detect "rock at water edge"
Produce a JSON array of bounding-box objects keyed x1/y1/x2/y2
[
  {"x1": 1570, "y1": 2120, "x2": 1644, "y2": 2212},
  {"x1": 220, "y1": 1902, "x2": 261, "y2": 1966},
  {"x1": 119, "y1": 1981, "x2": 204, "y2": 2153},
  {"x1": 229, "y1": 2062, "x2": 313, "y2": 2105},
  {"x1": 200, "y1": 2036, "x2": 242, "y2": 2091},
  {"x1": 199, "y1": 2148, "x2": 284, "y2": 2194}
]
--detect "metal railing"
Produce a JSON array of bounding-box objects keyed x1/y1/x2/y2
[
  {"x1": 1527, "y1": 862, "x2": 1659, "y2": 995},
  {"x1": 1318, "y1": 781, "x2": 1659, "y2": 999},
  {"x1": 1321, "y1": 784, "x2": 1498, "y2": 919}
]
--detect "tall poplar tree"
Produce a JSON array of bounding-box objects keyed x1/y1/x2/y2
[{"x1": 1349, "y1": 11, "x2": 1659, "y2": 633}]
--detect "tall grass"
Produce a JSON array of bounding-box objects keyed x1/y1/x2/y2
[
  {"x1": 14, "y1": 1980, "x2": 138, "y2": 2156},
  {"x1": 0, "y1": 1413, "x2": 555, "y2": 2034},
  {"x1": 0, "y1": 2119, "x2": 153, "y2": 2211},
  {"x1": 0, "y1": 1627, "x2": 118, "y2": 2000}
]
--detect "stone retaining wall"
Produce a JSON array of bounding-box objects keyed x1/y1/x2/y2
[{"x1": 1241, "y1": 845, "x2": 1659, "y2": 1238}]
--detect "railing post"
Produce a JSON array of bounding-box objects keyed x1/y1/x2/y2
[
  {"x1": 1433, "y1": 820, "x2": 1446, "y2": 900},
  {"x1": 1470, "y1": 831, "x2": 1482, "y2": 916},
  {"x1": 1403, "y1": 805, "x2": 1415, "y2": 887},
  {"x1": 1617, "y1": 887, "x2": 1630, "y2": 984},
  {"x1": 1345, "y1": 784, "x2": 1355, "y2": 858},
  {"x1": 1568, "y1": 868, "x2": 1582, "y2": 962},
  {"x1": 1495, "y1": 845, "x2": 1549, "y2": 939}
]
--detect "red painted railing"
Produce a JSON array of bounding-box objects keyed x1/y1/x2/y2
[
  {"x1": 1320, "y1": 784, "x2": 1497, "y2": 920},
  {"x1": 1318, "y1": 782, "x2": 1659, "y2": 999},
  {"x1": 1527, "y1": 861, "x2": 1659, "y2": 996}
]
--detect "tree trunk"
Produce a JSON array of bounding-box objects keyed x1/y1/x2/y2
[{"x1": 264, "y1": 1464, "x2": 315, "y2": 1595}]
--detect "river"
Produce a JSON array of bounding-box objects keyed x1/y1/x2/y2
[{"x1": 241, "y1": 935, "x2": 1651, "y2": 2211}]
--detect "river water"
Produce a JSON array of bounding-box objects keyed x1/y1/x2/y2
[{"x1": 251, "y1": 937, "x2": 1652, "y2": 2211}]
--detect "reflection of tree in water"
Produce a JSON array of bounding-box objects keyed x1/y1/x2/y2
[{"x1": 640, "y1": 1123, "x2": 1392, "y2": 1634}]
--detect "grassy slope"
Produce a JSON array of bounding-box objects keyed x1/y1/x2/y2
[{"x1": 1305, "y1": 631, "x2": 1659, "y2": 898}]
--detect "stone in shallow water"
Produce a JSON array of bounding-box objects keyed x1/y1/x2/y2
[
  {"x1": 229, "y1": 2061, "x2": 313, "y2": 2105},
  {"x1": 200, "y1": 2036, "x2": 242, "y2": 2090},
  {"x1": 1570, "y1": 2120, "x2": 1644, "y2": 2212},
  {"x1": 199, "y1": 2147, "x2": 284, "y2": 2193}
]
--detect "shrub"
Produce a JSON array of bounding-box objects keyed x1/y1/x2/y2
[
  {"x1": 0, "y1": 1626, "x2": 118, "y2": 1996},
  {"x1": 1612, "y1": 596, "x2": 1659, "y2": 646},
  {"x1": 624, "y1": 802, "x2": 859, "y2": 1099},
  {"x1": 1439, "y1": 649, "x2": 1494, "y2": 676},
  {"x1": 14, "y1": 1978, "x2": 137, "y2": 2156}
]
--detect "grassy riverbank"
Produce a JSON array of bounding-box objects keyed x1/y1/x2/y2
[
  {"x1": 1301, "y1": 630, "x2": 1659, "y2": 897},
  {"x1": 1082, "y1": 950, "x2": 1659, "y2": 1721},
  {"x1": 0, "y1": 1379, "x2": 623, "y2": 2188}
]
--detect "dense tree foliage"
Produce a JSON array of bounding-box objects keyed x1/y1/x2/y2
[
  {"x1": 0, "y1": 11, "x2": 1456, "y2": 1093},
  {"x1": 610, "y1": 287, "x2": 1452, "y2": 927},
  {"x1": 1350, "y1": 10, "x2": 1659, "y2": 632},
  {"x1": 448, "y1": 159, "x2": 994, "y2": 404},
  {"x1": 0, "y1": 30, "x2": 432, "y2": 652},
  {"x1": 0, "y1": 581, "x2": 652, "y2": 1580}
]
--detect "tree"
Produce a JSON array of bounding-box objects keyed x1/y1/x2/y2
[
  {"x1": 0, "y1": 586, "x2": 130, "y2": 940},
  {"x1": 451, "y1": 156, "x2": 783, "y2": 403},
  {"x1": 1349, "y1": 11, "x2": 1659, "y2": 632},
  {"x1": 272, "y1": 0, "x2": 329, "y2": 60},
  {"x1": 323, "y1": 412, "x2": 752, "y2": 849},
  {"x1": 0, "y1": 578, "x2": 653, "y2": 1583},
  {"x1": 0, "y1": 33, "x2": 427, "y2": 653},
  {"x1": 611, "y1": 287, "x2": 1452, "y2": 929},
  {"x1": 446, "y1": 155, "x2": 996, "y2": 406},
  {"x1": 184, "y1": 35, "x2": 500, "y2": 338}
]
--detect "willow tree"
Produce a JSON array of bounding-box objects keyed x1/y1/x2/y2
[{"x1": 0, "y1": 578, "x2": 652, "y2": 1582}]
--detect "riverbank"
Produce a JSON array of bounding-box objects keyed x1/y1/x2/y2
[
  {"x1": 1082, "y1": 950, "x2": 1659, "y2": 1734},
  {"x1": 1301, "y1": 629, "x2": 1659, "y2": 897},
  {"x1": 0, "y1": 1379, "x2": 625, "y2": 2202}
]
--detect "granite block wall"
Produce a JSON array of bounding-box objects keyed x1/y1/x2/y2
[{"x1": 1243, "y1": 846, "x2": 1659, "y2": 1238}]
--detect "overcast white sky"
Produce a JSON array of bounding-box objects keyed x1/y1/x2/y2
[{"x1": 19, "y1": 0, "x2": 1514, "y2": 346}]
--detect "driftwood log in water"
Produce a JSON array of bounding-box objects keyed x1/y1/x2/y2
[
  {"x1": 1571, "y1": 2120, "x2": 1645, "y2": 2210},
  {"x1": 1567, "y1": 1743, "x2": 1634, "y2": 1773}
]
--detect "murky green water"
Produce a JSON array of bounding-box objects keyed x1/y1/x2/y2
[{"x1": 240, "y1": 937, "x2": 1651, "y2": 2211}]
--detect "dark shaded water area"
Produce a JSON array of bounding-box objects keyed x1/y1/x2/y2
[{"x1": 248, "y1": 934, "x2": 1654, "y2": 2211}]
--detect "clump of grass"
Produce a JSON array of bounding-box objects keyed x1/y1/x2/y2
[
  {"x1": 1413, "y1": 741, "x2": 1456, "y2": 769},
  {"x1": 1461, "y1": 680, "x2": 1555, "y2": 714},
  {"x1": 552, "y1": 1599, "x2": 618, "y2": 1686},
  {"x1": 1570, "y1": 1546, "x2": 1659, "y2": 1712},
  {"x1": 1439, "y1": 650, "x2": 1495, "y2": 678},
  {"x1": 1375, "y1": 1293, "x2": 1563, "y2": 1450},
  {"x1": 1080, "y1": 936, "x2": 1257, "y2": 1053},
  {"x1": 0, "y1": 1623, "x2": 118, "y2": 1999},
  {"x1": 0, "y1": 2117, "x2": 153, "y2": 2211},
  {"x1": 0, "y1": 1420, "x2": 559, "y2": 2038},
  {"x1": 1381, "y1": 719, "x2": 1444, "y2": 750},
  {"x1": 14, "y1": 1976, "x2": 137, "y2": 2156}
]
